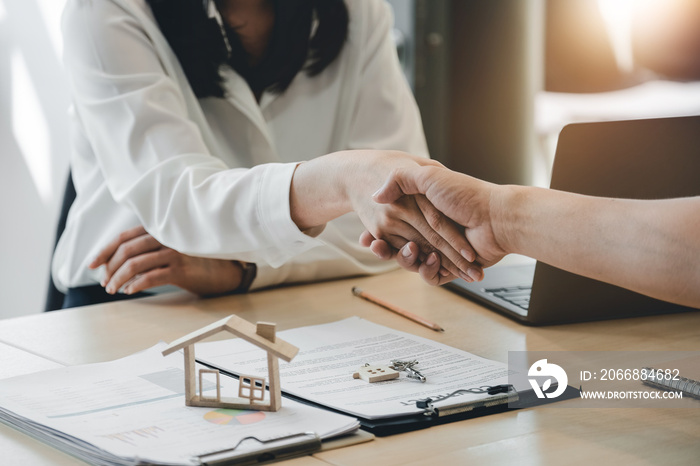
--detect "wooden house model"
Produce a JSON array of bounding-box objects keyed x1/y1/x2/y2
[{"x1": 162, "y1": 314, "x2": 298, "y2": 412}]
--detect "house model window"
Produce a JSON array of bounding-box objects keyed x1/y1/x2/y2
[{"x1": 162, "y1": 315, "x2": 299, "y2": 412}]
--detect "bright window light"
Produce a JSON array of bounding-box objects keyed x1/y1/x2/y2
[
  {"x1": 597, "y1": 0, "x2": 635, "y2": 73},
  {"x1": 11, "y1": 48, "x2": 53, "y2": 204}
]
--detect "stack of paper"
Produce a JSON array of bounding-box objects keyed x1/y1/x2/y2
[{"x1": 0, "y1": 344, "x2": 359, "y2": 465}]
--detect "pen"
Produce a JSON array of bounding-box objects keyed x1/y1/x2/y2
[{"x1": 352, "y1": 287, "x2": 445, "y2": 332}]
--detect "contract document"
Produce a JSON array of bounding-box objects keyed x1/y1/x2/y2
[
  {"x1": 0, "y1": 344, "x2": 359, "y2": 465},
  {"x1": 196, "y1": 317, "x2": 520, "y2": 420}
]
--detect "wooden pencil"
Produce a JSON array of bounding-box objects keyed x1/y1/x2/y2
[{"x1": 352, "y1": 287, "x2": 445, "y2": 332}]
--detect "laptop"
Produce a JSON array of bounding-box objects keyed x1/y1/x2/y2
[{"x1": 446, "y1": 116, "x2": 700, "y2": 325}]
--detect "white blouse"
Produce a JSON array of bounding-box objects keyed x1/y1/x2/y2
[{"x1": 52, "y1": 0, "x2": 428, "y2": 293}]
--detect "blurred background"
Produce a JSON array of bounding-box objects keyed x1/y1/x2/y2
[{"x1": 2, "y1": 0, "x2": 700, "y2": 317}]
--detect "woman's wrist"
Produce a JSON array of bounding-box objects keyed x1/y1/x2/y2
[
  {"x1": 231, "y1": 261, "x2": 257, "y2": 293},
  {"x1": 290, "y1": 156, "x2": 354, "y2": 231}
]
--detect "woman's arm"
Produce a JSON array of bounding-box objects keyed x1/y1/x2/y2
[{"x1": 374, "y1": 165, "x2": 700, "y2": 308}]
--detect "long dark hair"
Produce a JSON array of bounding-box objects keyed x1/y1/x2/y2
[{"x1": 146, "y1": 0, "x2": 349, "y2": 98}]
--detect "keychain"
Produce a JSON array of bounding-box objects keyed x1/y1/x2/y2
[
  {"x1": 390, "y1": 359, "x2": 426, "y2": 383},
  {"x1": 352, "y1": 360, "x2": 427, "y2": 383}
]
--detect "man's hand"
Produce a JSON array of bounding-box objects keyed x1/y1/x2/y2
[{"x1": 89, "y1": 226, "x2": 244, "y2": 296}]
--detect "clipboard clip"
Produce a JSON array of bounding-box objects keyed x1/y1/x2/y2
[
  {"x1": 197, "y1": 432, "x2": 321, "y2": 465},
  {"x1": 416, "y1": 384, "x2": 517, "y2": 416}
]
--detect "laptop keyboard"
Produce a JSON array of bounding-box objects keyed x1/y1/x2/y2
[{"x1": 485, "y1": 285, "x2": 532, "y2": 310}]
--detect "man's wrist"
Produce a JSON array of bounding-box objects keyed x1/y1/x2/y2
[{"x1": 490, "y1": 185, "x2": 522, "y2": 255}]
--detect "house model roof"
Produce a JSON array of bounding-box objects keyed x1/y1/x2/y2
[{"x1": 161, "y1": 314, "x2": 298, "y2": 362}]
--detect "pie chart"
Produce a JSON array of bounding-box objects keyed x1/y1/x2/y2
[{"x1": 203, "y1": 408, "x2": 266, "y2": 426}]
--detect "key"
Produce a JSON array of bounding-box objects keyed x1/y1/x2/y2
[{"x1": 390, "y1": 359, "x2": 427, "y2": 383}]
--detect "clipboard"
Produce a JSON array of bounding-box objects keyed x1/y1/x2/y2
[
  {"x1": 358, "y1": 385, "x2": 580, "y2": 436},
  {"x1": 276, "y1": 384, "x2": 579, "y2": 437}
]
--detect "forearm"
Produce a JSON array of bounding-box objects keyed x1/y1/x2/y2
[
  {"x1": 497, "y1": 186, "x2": 700, "y2": 307},
  {"x1": 289, "y1": 150, "x2": 431, "y2": 230}
]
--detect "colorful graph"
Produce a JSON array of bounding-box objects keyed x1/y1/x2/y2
[{"x1": 203, "y1": 408, "x2": 266, "y2": 426}]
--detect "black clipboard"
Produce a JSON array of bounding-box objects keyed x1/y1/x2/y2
[
  {"x1": 270, "y1": 383, "x2": 579, "y2": 437},
  {"x1": 361, "y1": 385, "x2": 579, "y2": 436}
]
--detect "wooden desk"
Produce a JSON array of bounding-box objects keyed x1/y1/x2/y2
[{"x1": 1, "y1": 269, "x2": 699, "y2": 464}]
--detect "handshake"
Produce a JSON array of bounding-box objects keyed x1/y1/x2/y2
[
  {"x1": 357, "y1": 160, "x2": 510, "y2": 287},
  {"x1": 91, "y1": 149, "x2": 700, "y2": 309}
]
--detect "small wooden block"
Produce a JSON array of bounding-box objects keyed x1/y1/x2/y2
[
  {"x1": 352, "y1": 364, "x2": 400, "y2": 383},
  {"x1": 256, "y1": 322, "x2": 276, "y2": 342}
]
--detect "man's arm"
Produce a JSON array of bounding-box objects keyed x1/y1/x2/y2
[{"x1": 373, "y1": 165, "x2": 700, "y2": 308}]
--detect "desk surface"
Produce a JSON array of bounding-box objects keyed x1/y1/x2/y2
[{"x1": 1, "y1": 269, "x2": 699, "y2": 465}]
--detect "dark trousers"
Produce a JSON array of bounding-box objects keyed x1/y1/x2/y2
[{"x1": 61, "y1": 285, "x2": 152, "y2": 309}]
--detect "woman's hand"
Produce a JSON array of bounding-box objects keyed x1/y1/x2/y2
[
  {"x1": 359, "y1": 232, "x2": 462, "y2": 286},
  {"x1": 89, "y1": 226, "x2": 244, "y2": 296}
]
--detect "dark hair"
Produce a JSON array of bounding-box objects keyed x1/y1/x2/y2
[{"x1": 146, "y1": 0, "x2": 349, "y2": 98}]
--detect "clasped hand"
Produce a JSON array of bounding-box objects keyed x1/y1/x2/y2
[
  {"x1": 89, "y1": 226, "x2": 244, "y2": 296},
  {"x1": 361, "y1": 164, "x2": 508, "y2": 286},
  {"x1": 339, "y1": 151, "x2": 483, "y2": 285}
]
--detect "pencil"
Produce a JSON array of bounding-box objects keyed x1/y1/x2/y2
[{"x1": 352, "y1": 286, "x2": 445, "y2": 332}]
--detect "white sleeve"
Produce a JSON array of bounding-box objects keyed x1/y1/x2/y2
[{"x1": 61, "y1": 0, "x2": 321, "y2": 267}]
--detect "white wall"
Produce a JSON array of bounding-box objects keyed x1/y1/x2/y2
[{"x1": 0, "y1": 0, "x2": 70, "y2": 318}]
